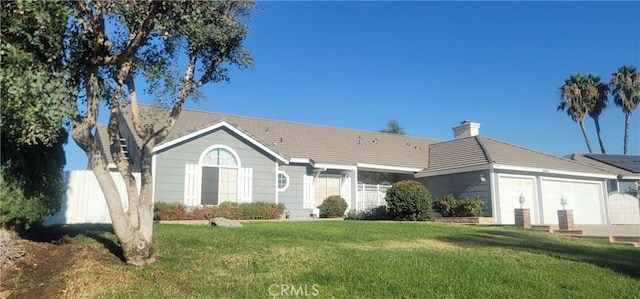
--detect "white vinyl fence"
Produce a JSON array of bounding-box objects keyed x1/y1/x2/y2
[
  {"x1": 43, "y1": 170, "x2": 140, "y2": 225},
  {"x1": 355, "y1": 184, "x2": 391, "y2": 212}
]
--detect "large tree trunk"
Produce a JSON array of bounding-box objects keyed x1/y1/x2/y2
[
  {"x1": 593, "y1": 117, "x2": 606, "y2": 154},
  {"x1": 623, "y1": 112, "x2": 630, "y2": 155},
  {"x1": 579, "y1": 120, "x2": 593, "y2": 153}
]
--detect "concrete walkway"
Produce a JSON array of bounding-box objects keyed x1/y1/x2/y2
[{"x1": 550, "y1": 224, "x2": 640, "y2": 237}]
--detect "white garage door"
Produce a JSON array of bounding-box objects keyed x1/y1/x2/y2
[
  {"x1": 497, "y1": 176, "x2": 537, "y2": 225},
  {"x1": 608, "y1": 193, "x2": 640, "y2": 224},
  {"x1": 540, "y1": 179, "x2": 604, "y2": 225}
]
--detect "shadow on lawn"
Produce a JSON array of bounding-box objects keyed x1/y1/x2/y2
[
  {"x1": 438, "y1": 228, "x2": 640, "y2": 279},
  {"x1": 19, "y1": 223, "x2": 126, "y2": 262}
]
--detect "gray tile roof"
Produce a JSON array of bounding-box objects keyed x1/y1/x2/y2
[
  {"x1": 423, "y1": 136, "x2": 611, "y2": 175},
  {"x1": 110, "y1": 104, "x2": 609, "y2": 176},
  {"x1": 120, "y1": 104, "x2": 441, "y2": 168}
]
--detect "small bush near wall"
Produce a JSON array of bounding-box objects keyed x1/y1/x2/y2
[
  {"x1": 321, "y1": 196, "x2": 348, "y2": 218},
  {"x1": 154, "y1": 202, "x2": 287, "y2": 220},
  {"x1": 433, "y1": 194, "x2": 484, "y2": 217},
  {"x1": 385, "y1": 180, "x2": 432, "y2": 221},
  {"x1": 154, "y1": 202, "x2": 187, "y2": 220},
  {"x1": 345, "y1": 206, "x2": 391, "y2": 220}
]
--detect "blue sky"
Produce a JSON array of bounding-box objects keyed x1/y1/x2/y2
[{"x1": 64, "y1": 1, "x2": 640, "y2": 170}]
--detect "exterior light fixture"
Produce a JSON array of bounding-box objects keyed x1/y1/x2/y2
[
  {"x1": 480, "y1": 174, "x2": 486, "y2": 182},
  {"x1": 518, "y1": 193, "x2": 525, "y2": 209},
  {"x1": 560, "y1": 196, "x2": 567, "y2": 210}
]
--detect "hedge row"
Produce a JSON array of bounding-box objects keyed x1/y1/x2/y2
[{"x1": 154, "y1": 202, "x2": 286, "y2": 220}]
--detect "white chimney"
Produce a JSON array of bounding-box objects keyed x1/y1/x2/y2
[{"x1": 453, "y1": 121, "x2": 480, "y2": 139}]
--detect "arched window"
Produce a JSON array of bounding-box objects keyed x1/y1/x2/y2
[
  {"x1": 202, "y1": 147, "x2": 238, "y2": 167},
  {"x1": 199, "y1": 146, "x2": 240, "y2": 205}
]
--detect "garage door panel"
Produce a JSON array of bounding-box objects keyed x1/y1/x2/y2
[
  {"x1": 498, "y1": 176, "x2": 537, "y2": 225},
  {"x1": 541, "y1": 179, "x2": 603, "y2": 225}
]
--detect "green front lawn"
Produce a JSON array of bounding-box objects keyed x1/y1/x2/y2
[{"x1": 63, "y1": 221, "x2": 639, "y2": 298}]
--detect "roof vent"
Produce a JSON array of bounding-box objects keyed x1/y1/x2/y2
[{"x1": 452, "y1": 121, "x2": 480, "y2": 139}]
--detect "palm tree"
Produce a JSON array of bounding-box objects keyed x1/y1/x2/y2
[
  {"x1": 585, "y1": 74, "x2": 609, "y2": 154},
  {"x1": 558, "y1": 74, "x2": 594, "y2": 153},
  {"x1": 380, "y1": 120, "x2": 406, "y2": 135},
  {"x1": 610, "y1": 65, "x2": 640, "y2": 154}
]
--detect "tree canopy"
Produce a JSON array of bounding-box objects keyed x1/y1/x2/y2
[
  {"x1": 2, "y1": 0, "x2": 256, "y2": 265},
  {"x1": 380, "y1": 120, "x2": 406, "y2": 135}
]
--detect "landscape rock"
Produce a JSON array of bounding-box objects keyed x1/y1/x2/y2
[{"x1": 210, "y1": 218, "x2": 243, "y2": 228}]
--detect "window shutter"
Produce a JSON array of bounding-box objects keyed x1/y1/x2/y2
[
  {"x1": 184, "y1": 164, "x2": 201, "y2": 206},
  {"x1": 341, "y1": 173, "x2": 352, "y2": 210},
  {"x1": 303, "y1": 175, "x2": 314, "y2": 208},
  {"x1": 238, "y1": 168, "x2": 253, "y2": 203}
]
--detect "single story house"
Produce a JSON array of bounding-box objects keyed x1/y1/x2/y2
[
  {"x1": 85, "y1": 104, "x2": 631, "y2": 225},
  {"x1": 565, "y1": 153, "x2": 640, "y2": 224}
]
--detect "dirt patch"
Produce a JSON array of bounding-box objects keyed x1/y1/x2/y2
[
  {"x1": 0, "y1": 239, "x2": 76, "y2": 299},
  {"x1": 344, "y1": 239, "x2": 459, "y2": 251}
]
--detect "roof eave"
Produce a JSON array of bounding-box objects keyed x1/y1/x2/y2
[
  {"x1": 415, "y1": 164, "x2": 491, "y2": 178},
  {"x1": 356, "y1": 163, "x2": 423, "y2": 174},
  {"x1": 492, "y1": 163, "x2": 617, "y2": 179}
]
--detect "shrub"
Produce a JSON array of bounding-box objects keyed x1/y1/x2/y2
[
  {"x1": 432, "y1": 194, "x2": 458, "y2": 217},
  {"x1": 385, "y1": 180, "x2": 432, "y2": 221},
  {"x1": 320, "y1": 196, "x2": 348, "y2": 218},
  {"x1": 455, "y1": 197, "x2": 484, "y2": 217},
  {"x1": 0, "y1": 130, "x2": 67, "y2": 230},
  {"x1": 153, "y1": 202, "x2": 187, "y2": 220},
  {"x1": 433, "y1": 194, "x2": 484, "y2": 217},
  {"x1": 189, "y1": 202, "x2": 286, "y2": 220},
  {"x1": 345, "y1": 205, "x2": 390, "y2": 220}
]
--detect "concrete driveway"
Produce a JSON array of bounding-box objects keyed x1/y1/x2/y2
[{"x1": 568, "y1": 224, "x2": 640, "y2": 237}]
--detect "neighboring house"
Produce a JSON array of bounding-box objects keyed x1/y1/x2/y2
[
  {"x1": 416, "y1": 122, "x2": 615, "y2": 225},
  {"x1": 84, "y1": 104, "x2": 619, "y2": 225},
  {"x1": 565, "y1": 153, "x2": 640, "y2": 224}
]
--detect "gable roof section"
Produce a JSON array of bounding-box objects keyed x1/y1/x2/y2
[
  {"x1": 154, "y1": 121, "x2": 289, "y2": 164},
  {"x1": 119, "y1": 104, "x2": 441, "y2": 169},
  {"x1": 419, "y1": 136, "x2": 613, "y2": 178},
  {"x1": 566, "y1": 153, "x2": 640, "y2": 179}
]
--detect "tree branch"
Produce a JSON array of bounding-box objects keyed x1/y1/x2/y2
[
  {"x1": 125, "y1": 73, "x2": 149, "y2": 140},
  {"x1": 152, "y1": 51, "x2": 197, "y2": 144},
  {"x1": 195, "y1": 48, "x2": 229, "y2": 87},
  {"x1": 103, "y1": 2, "x2": 162, "y2": 65}
]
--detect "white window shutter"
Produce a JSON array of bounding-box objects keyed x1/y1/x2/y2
[
  {"x1": 238, "y1": 168, "x2": 253, "y2": 203},
  {"x1": 184, "y1": 164, "x2": 201, "y2": 206},
  {"x1": 341, "y1": 173, "x2": 352, "y2": 210},
  {"x1": 303, "y1": 175, "x2": 314, "y2": 208}
]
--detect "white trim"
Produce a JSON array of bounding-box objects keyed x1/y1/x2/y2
[
  {"x1": 277, "y1": 170, "x2": 290, "y2": 192},
  {"x1": 488, "y1": 166, "x2": 496, "y2": 223},
  {"x1": 275, "y1": 162, "x2": 279, "y2": 204},
  {"x1": 314, "y1": 163, "x2": 357, "y2": 171},
  {"x1": 356, "y1": 163, "x2": 423, "y2": 173},
  {"x1": 290, "y1": 157, "x2": 313, "y2": 164},
  {"x1": 153, "y1": 121, "x2": 288, "y2": 164},
  {"x1": 151, "y1": 154, "x2": 157, "y2": 203},
  {"x1": 621, "y1": 176, "x2": 640, "y2": 180},
  {"x1": 415, "y1": 164, "x2": 491, "y2": 178},
  {"x1": 493, "y1": 164, "x2": 616, "y2": 179}
]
